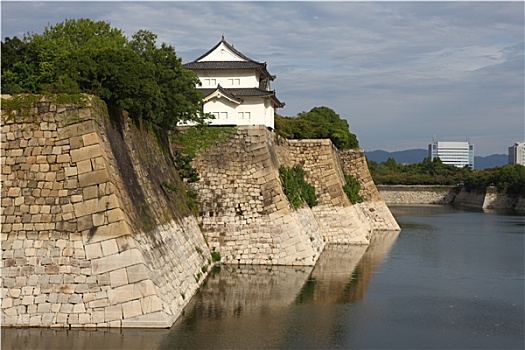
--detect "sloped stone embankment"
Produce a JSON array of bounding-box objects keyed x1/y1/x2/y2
[
  {"x1": 1, "y1": 96, "x2": 399, "y2": 328},
  {"x1": 1, "y1": 96, "x2": 210, "y2": 328}
]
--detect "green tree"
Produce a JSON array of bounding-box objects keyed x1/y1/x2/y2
[
  {"x1": 1, "y1": 19, "x2": 204, "y2": 129},
  {"x1": 275, "y1": 106, "x2": 359, "y2": 149},
  {"x1": 128, "y1": 30, "x2": 204, "y2": 129},
  {"x1": 1, "y1": 36, "x2": 27, "y2": 72}
]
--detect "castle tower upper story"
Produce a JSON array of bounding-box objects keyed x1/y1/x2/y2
[{"x1": 182, "y1": 36, "x2": 284, "y2": 129}]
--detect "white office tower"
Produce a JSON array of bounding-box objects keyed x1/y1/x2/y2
[
  {"x1": 508, "y1": 142, "x2": 525, "y2": 165},
  {"x1": 429, "y1": 140, "x2": 474, "y2": 168}
]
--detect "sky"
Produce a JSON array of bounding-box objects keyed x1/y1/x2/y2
[{"x1": 1, "y1": 1, "x2": 524, "y2": 156}]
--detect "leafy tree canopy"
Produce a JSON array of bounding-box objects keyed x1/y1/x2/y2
[
  {"x1": 275, "y1": 106, "x2": 359, "y2": 149},
  {"x1": 1, "y1": 18, "x2": 204, "y2": 129},
  {"x1": 369, "y1": 156, "x2": 525, "y2": 195}
]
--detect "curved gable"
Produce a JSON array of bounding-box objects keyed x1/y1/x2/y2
[
  {"x1": 192, "y1": 36, "x2": 256, "y2": 63},
  {"x1": 200, "y1": 41, "x2": 244, "y2": 62}
]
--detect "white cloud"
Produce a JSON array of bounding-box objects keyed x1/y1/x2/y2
[{"x1": 1, "y1": 1, "x2": 523, "y2": 155}]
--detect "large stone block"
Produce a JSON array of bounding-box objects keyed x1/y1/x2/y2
[
  {"x1": 122, "y1": 300, "x2": 143, "y2": 319},
  {"x1": 107, "y1": 283, "x2": 142, "y2": 305},
  {"x1": 78, "y1": 169, "x2": 110, "y2": 188},
  {"x1": 70, "y1": 144, "x2": 104, "y2": 163},
  {"x1": 126, "y1": 264, "x2": 150, "y2": 284},
  {"x1": 109, "y1": 268, "x2": 128, "y2": 288},
  {"x1": 120, "y1": 311, "x2": 173, "y2": 328},
  {"x1": 104, "y1": 304, "x2": 122, "y2": 322},
  {"x1": 91, "y1": 248, "x2": 145, "y2": 275}
]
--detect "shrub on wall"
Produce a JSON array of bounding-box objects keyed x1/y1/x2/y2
[
  {"x1": 279, "y1": 165, "x2": 318, "y2": 209},
  {"x1": 343, "y1": 175, "x2": 363, "y2": 204}
]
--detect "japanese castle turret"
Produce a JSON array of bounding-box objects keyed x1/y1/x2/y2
[{"x1": 182, "y1": 36, "x2": 284, "y2": 129}]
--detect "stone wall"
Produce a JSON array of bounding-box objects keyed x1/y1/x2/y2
[
  {"x1": 378, "y1": 185, "x2": 524, "y2": 211},
  {"x1": 190, "y1": 126, "x2": 325, "y2": 266},
  {"x1": 190, "y1": 127, "x2": 400, "y2": 265},
  {"x1": 340, "y1": 149, "x2": 400, "y2": 230},
  {"x1": 378, "y1": 185, "x2": 456, "y2": 205},
  {"x1": 275, "y1": 139, "x2": 374, "y2": 243},
  {"x1": 1, "y1": 96, "x2": 211, "y2": 328},
  {"x1": 1, "y1": 96, "x2": 401, "y2": 328}
]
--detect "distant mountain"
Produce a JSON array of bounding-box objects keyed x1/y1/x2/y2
[
  {"x1": 474, "y1": 154, "x2": 508, "y2": 169},
  {"x1": 365, "y1": 149, "x2": 428, "y2": 164},
  {"x1": 365, "y1": 149, "x2": 507, "y2": 169}
]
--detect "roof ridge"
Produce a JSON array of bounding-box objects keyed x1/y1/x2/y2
[
  {"x1": 220, "y1": 37, "x2": 259, "y2": 63},
  {"x1": 188, "y1": 36, "x2": 261, "y2": 64}
]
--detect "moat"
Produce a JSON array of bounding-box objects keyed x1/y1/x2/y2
[{"x1": 2, "y1": 205, "x2": 523, "y2": 349}]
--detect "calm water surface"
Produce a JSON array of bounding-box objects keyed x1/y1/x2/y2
[{"x1": 3, "y1": 205, "x2": 524, "y2": 349}]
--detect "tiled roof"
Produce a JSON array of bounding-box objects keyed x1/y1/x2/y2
[
  {"x1": 198, "y1": 87, "x2": 285, "y2": 107},
  {"x1": 183, "y1": 37, "x2": 275, "y2": 80},
  {"x1": 182, "y1": 61, "x2": 264, "y2": 70},
  {"x1": 203, "y1": 85, "x2": 242, "y2": 104}
]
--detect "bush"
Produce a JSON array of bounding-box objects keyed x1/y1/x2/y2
[
  {"x1": 279, "y1": 165, "x2": 318, "y2": 209},
  {"x1": 211, "y1": 251, "x2": 221, "y2": 262},
  {"x1": 343, "y1": 175, "x2": 363, "y2": 204}
]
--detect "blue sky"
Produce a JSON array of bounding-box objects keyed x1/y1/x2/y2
[{"x1": 2, "y1": 1, "x2": 523, "y2": 156}]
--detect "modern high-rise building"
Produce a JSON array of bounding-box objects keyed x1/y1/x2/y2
[
  {"x1": 508, "y1": 142, "x2": 525, "y2": 165},
  {"x1": 428, "y1": 140, "x2": 474, "y2": 168}
]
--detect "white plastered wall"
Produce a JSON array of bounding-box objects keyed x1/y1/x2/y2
[{"x1": 204, "y1": 97, "x2": 273, "y2": 127}]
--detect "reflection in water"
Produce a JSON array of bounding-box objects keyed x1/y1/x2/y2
[
  {"x1": 281, "y1": 231, "x2": 400, "y2": 349},
  {"x1": 3, "y1": 208, "x2": 522, "y2": 349},
  {"x1": 1, "y1": 231, "x2": 400, "y2": 350},
  {"x1": 295, "y1": 244, "x2": 367, "y2": 304},
  {"x1": 296, "y1": 231, "x2": 400, "y2": 305},
  {"x1": 165, "y1": 231, "x2": 400, "y2": 349},
  {"x1": 184, "y1": 264, "x2": 313, "y2": 320},
  {"x1": 163, "y1": 265, "x2": 314, "y2": 349},
  {"x1": 1, "y1": 328, "x2": 169, "y2": 350}
]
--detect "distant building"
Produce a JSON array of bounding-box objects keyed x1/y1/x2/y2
[
  {"x1": 182, "y1": 36, "x2": 284, "y2": 129},
  {"x1": 508, "y1": 142, "x2": 525, "y2": 165},
  {"x1": 428, "y1": 140, "x2": 474, "y2": 168}
]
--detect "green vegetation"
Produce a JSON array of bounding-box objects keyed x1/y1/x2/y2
[
  {"x1": 211, "y1": 251, "x2": 221, "y2": 263},
  {"x1": 171, "y1": 125, "x2": 237, "y2": 183},
  {"x1": 368, "y1": 157, "x2": 525, "y2": 195},
  {"x1": 343, "y1": 175, "x2": 363, "y2": 204},
  {"x1": 1, "y1": 18, "x2": 205, "y2": 129},
  {"x1": 185, "y1": 188, "x2": 200, "y2": 216},
  {"x1": 463, "y1": 164, "x2": 525, "y2": 195},
  {"x1": 279, "y1": 165, "x2": 318, "y2": 209},
  {"x1": 161, "y1": 181, "x2": 177, "y2": 192},
  {"x1": 275, "y1": 106, "x2": 359, "y2": 150},
  {"x1": 368, "y1": 157, "x2": 469, "y2": 186}
]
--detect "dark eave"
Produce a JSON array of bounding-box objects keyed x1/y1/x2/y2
[
  {"x1": 182, "y1": 61, "x2": 264, "y2": 70},
  {"x1": 183, "y1": 36, "x2": 275, "y2": 80},
  {"x1": 207, "y1": 84, "x2": 242, "y2": 103},
  {"x1": 198, "y1": 87, "x2": 285, "y2": 108}
]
